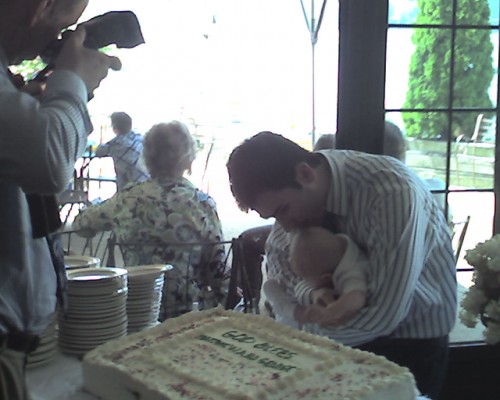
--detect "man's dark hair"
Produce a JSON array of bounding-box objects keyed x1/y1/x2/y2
[
  {"x1": 110, "y1": 112, "x2": 132, "y2": 135},
  {"x1": 227, "y1": 131, "x2": 321, "y2": 212}
]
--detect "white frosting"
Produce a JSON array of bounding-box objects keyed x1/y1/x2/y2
[{"x1": 83, "y1": 307, "x2": 417, "y2": 400}]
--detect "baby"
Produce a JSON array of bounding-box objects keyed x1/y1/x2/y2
[{"x1": 264, "y1": 226, "x2": 368, "y2": 328}]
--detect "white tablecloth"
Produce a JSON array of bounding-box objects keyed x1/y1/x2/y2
[
  {"x1": 27, "y1": 351, "x2": 430, "y2": 400},
  {"x1": 26, "y1": 352, "x2": 96, "y2": 400}
]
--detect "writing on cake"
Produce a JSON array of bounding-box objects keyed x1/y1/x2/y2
[{"x1": 198, "y1": 330, "x2": 298, "y2": 372}]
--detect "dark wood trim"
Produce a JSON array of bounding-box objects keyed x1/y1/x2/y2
[
  {"x1": 441, "y1": 341, "x2": 500, "y2": 400},
  {"x1": 336, "y1": 0, "x2": 387, "y2": 154}
]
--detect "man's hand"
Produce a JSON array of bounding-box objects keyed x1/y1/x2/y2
[
  {"x1": 20, "y1": 81, "x2": 45, "y2": 97},
  {"x1": 55, "y1": 27, "x2": 122, "y2": 95},
  {"x1": 9, "y1": 71, "x2": 45, "y2": 96}
]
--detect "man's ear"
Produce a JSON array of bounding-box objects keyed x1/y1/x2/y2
[
  {"x1": 295, "y1": 162, "x2": 316, "y2": 185},
  {"x1": 27, "y1": 0, "x2": 56, "y2": 27}
]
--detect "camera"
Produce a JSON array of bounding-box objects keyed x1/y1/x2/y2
[{"x1": 35, "y1": 11, "x2": 145, "y2": 81}]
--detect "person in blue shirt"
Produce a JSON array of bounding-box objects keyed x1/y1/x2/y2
[{"x1": 95, "y1": 112, "x2": 150, "y2": 191}]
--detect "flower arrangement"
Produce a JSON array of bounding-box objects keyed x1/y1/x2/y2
[{"x1": 459, "y1": 235, "x2": 500, "y2": 345}]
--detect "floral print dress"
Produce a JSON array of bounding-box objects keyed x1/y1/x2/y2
[{"x1": 73, "y1": 176, "x2": 228, "y2": 320}]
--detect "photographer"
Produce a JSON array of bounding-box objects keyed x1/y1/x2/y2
[{"x1": 0, "y1": 0, "x2": 121, "y2": 398}]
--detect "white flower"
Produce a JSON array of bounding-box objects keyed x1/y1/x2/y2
[
  {"x1": 459, "y1": 309, "x2": 478, "y2": 328},
  {"x1": 460, "y1": 235, "x2": 500, "y2": 345},
  {"x1": 464, "y1": 248, "x2": 483, "y2": 266},
  {"x1": 484, "y1": 299, "x2": 500, "y2": 321},
  {"x1": 487, "y1": 256, "x2": 500, "y2": 272},
  {"x1": 460, "y1": 286, "x2": 487, "y2": 315},
  {"x1": 483, "y1": 321, "x2": 500, "y2": 345}
]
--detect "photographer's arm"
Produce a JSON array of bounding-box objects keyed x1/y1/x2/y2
[
  {"x1": 0, "y1": 28, "x2": 121, "y2": 195},
  {"x1": 0, "y1": 67, "x2": 89, "y2": 194}
]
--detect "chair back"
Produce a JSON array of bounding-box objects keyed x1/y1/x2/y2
[
  {"x1": 108, "y1": 238, "x2": 232, "y2": 319},
  {"x1": 228, "y1": 225, "x2": 273, "y2": 313},
  {"x1": 452, "y1": 215, "x2": 471, "y2": 265}
]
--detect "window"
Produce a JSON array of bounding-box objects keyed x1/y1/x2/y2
[
  {"x1": 80, "y1": 0, "x2": 339, "y2": 239},
  {"x1": 338, "y1": 0, "x2": 499, "y2": 343}
]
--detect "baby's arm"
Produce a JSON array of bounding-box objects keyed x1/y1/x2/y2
[
  {"x1": 298, "y1": 290, "x2": 366, "y2": 326},
  {"x1": 311, "y1": 287, "x2": 336, "y2": 306},
  {"x1": 294, "y1": 303, "x2": 326, "y2": 325},
  {"x1": 320, "y1": 289, "x2": 366, "y2": 325}
]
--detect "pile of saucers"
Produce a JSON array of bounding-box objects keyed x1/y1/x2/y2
[
  {"x1": 64, "y1": 255, "x2": 100, "y2": 269},
  {"x1": 126, "y1": 265, "x2": 171, "y2": 333},
  {"x1": 58, "y1": 267, "x2": 128, "y2": 356},
  {"x1": 27, "y1": 313, "x2": 58, "y2": 369}
]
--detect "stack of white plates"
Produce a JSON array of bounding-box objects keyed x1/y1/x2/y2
[
  {"x1": 64, "y1": 255, "x2": 100, "y2": 269},
  {"x1": 58, "y1": 267, "x2": 128, "y2": 356},
  {"x1": 27, "y1": 314, "x2": 58, "y2": 369},
  {"x1": 126, "y1": 265, "x2": 171, "y2": 333}
]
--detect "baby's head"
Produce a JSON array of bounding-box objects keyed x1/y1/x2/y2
[{"x1": 289, "y1": 227, "x2": 347, "y2": 288}]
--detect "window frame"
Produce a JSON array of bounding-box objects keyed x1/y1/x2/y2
[{"x1": 336, "y1": 0, "x2": 500, "y2": 237}]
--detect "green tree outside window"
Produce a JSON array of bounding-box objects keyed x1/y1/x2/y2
[{"x1": 403, "y1": 0, "x2": 494, "y2": 140}]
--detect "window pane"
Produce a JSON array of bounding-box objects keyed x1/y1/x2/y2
[
  {"x1": 392, "y1": 28, "x2": 452, "y2": 110},
  {"x1": 385, "y1": 28, "x2": 415, "y2": 109},
  {"x1": 452, "y1": 112, "x2": 495, "y2": 189},
  {"x1": 450, "y1": 190, "x2": 495, "y2": 273},
  {"x1": 453, "y1": 29, "x2": 496, "y2": 108},
  {"x1": 400, "y1": 110, "x2": 452, "y2": 140},
  {"x1": 491, "y1": 31, "x2": 499, "y2": 106},
  {"x1": 385, "y1": 111, "x2": 450, "y2": 200},
  {"x1": 388, "y1": 0, "x2": 452, "y2": 25},
  {"x1": 406, "y1": 131, "x2": 450, "y2": 183},
  {"x1": 390, "y1": 110, "x2": 495, "y2": 193},
  {"x1": 457, "y1": 0, "x2": 499, "y2": 26}
]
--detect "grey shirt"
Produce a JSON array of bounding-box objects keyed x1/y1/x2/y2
[{"x1": 0, "y1": 45, "x2": 91, "y2": 334}]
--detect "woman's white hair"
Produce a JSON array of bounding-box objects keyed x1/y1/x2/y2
[{"x1": 143, "y1": 121, "x2": 196, "y2": 178}]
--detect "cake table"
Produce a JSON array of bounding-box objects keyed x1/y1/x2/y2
[
  {"x1": 27, "y1": 351, "x2": 95, "y2": 400},
  {"x1": 26, "y1": 349, "x2": 431, "y2": 400}
]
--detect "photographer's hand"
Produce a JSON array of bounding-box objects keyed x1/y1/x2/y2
[
  {"x1": 55, "y1": 26, "x2": 122, "y2": 95},
  {"x1": 8, "y1": 71, "x2": 45, "y2": 96}
]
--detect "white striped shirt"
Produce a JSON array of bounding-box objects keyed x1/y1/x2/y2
[{"x1": 266, "y1": 149, "x2": 457, "y2": 346}]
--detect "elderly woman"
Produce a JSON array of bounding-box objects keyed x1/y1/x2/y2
[{"x1": 73, "y1": 121, "x2": 228, "y2": 320}]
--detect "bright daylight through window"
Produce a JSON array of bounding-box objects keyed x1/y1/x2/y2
[{"x1": 77, "y1": 0, "x2": 339, "y2": 239}]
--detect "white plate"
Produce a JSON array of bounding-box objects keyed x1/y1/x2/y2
[
  {"x1": 126, "y1": 264, "x2": 172, "y2": 279},
  {"x1": 66, "y1": 267, "x2": 127, "y2": 282},
  {"x1": 64, "y1": 256, "x2": 100, "y2": 269}
]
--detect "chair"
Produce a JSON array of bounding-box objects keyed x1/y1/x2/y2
[
  {"x1": 106, "y1": 237, "x2": 235, "y2": 316},
  {"x1": 471, "y1": 114, "x2": 496, "y2": 144},
  {"x1": 455, "y1": 114, "x2": 496, "y2": 145},
  {"x1": 451, "y1": 215, "x2": 471, "y2": 265},
  {"x1": 57, "y1": 163, "x2": 92, "y2": 229},
  {"x1": 58, "y1": 190, "x2": 89, "y2": 228},
  {"x1": 57, "y1": 172, "x2": 91, "y2": 255},
  {"x1": 229, "y1": 225, "x2": 273, "y2": 313},
  {"x1": 105, "y1": 228, "x2": 276, "y2": 315},
  {"x1": 59, "y1": 228, "x2": 113, "y2": 262}
]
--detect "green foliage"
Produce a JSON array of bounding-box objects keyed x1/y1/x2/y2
[
  {"x1": 403, "y1": 0, "x2": 494, "y2": 140},
  {"x1": 8, "y1": 46, "x2": 114, "y2": 81},
  {"x1": 9, "y1": 57, "x2": 47, "y2": 81}
]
